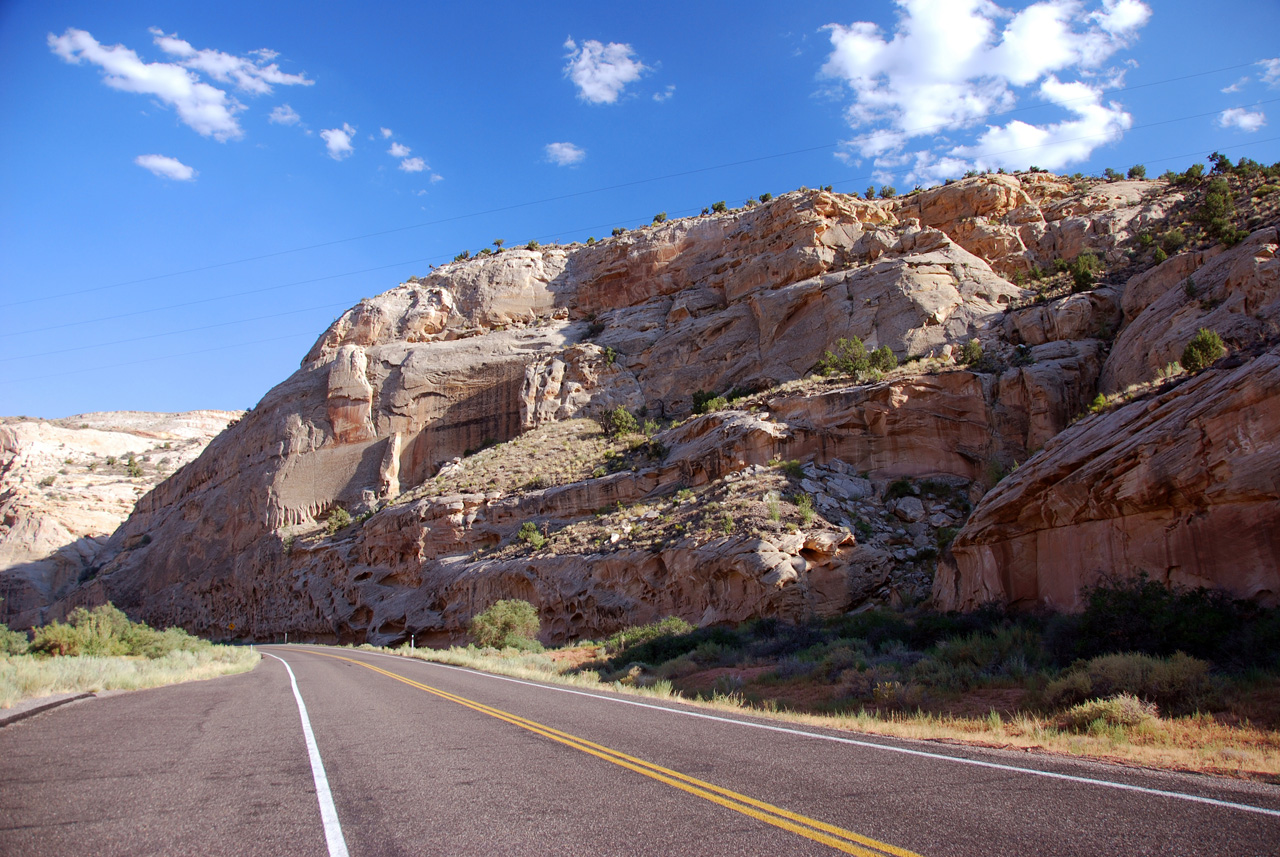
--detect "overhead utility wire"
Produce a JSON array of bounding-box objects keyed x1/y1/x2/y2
[{"x1": 1, "y1": 59, "x2": 1267, "y2": 311}]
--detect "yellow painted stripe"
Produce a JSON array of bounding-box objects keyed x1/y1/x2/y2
[{"x1": 306, "y1": 650, "x2": 925, "y2": 857}]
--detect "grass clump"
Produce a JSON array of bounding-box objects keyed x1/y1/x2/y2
[
  {"x1": 517, "y1": 521, "x2": 547, "y2": 550},
  {"x1": 1060, "y1": 693, "x2": 1158, "y2": 733},
  {"x1": 469, "y1": 599, "x2": 542, "y2": 651}
]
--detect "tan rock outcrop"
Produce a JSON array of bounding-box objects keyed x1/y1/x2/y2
[
  {"x1": 1101, "y1": 228, "x2": 1280, "y2": 394},
  {"x1": 46, "y1": 174, "x2": 1253, "y2": 640},
  {"x1": 934, "y1": 346, "x2": 1280, "y2": 611},
  {"x1": 0, "y1": 411, "x2": 239, "y2": 628}
]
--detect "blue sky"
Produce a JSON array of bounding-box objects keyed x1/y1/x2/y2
[{"x1": 2, "y1": 0, "x2": 1277, "y2": 418}]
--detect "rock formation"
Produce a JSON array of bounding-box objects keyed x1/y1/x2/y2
[
  {"x1": 31, "y1": 171, "x2": 1280, "y2": 642},
  {"x1": 0, "y1": 411, "x2": 240, "y2": 628}
]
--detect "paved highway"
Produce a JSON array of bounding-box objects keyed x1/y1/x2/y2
[{"x1": 2, "y1": 645, "x2": 1278, "y2": 856}]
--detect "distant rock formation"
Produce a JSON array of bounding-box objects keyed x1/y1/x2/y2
[
  {"x1": 0, "y1": 411, "x2": 240, "y2": 628},
  {"x1": 32, "y1": 173, "x2": 1280, "y2": 642}
]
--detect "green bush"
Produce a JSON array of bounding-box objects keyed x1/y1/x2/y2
[
  {"x1": 1127, "y1": 164, "x2": 1146, "y2": 180},
  {"x1": 0, "y1": 623, "x2": 30, "y2": 655},
  {"x1": 652, "y1": 212, "x2": 667, "y2": 224},
  {"x1": 605, "y1": 616, "x2": 695, "y2": 654},
  {"x1": 1043, "y1": 573, "x2": 1280, "y2": 669},
  {"x1": 878, "y1": 185, "x2": 897, "y2": 199},
  {"x1": 1069, "y1": 252, "x2": 1098, "y2": 292},
  {"x1": 599, "y1": 407, "x2": 638, "y2": 438},
  {"x1": 517, "y1": 522, "x2": 547, "y2": 550},
  {"x1": 692, "y1": 390, "x2": 728, "y2": 415},
  {"x1": 864, "y1": 186, "x2": 876, "y2": 200},
  {"x1": 1152, "y1": 247, "x2": 1168, "y2": 264},
  {"x1": 326, "y1": 507, "x2": 352, "y2": 535},
  {"x1": 612, "y1": 227, "x2": 626, "y2": 237},
  {"x1": 816, "y1": 337, "x2": 868, "y2": 376},
  {"x1": 28, "y1": 604, "x2": 206, "y2": 659},
  {"x1": 868, "y1": 345, "x2": 897, "y2": 372},
  {"x1": 470, "y1": 599, "x2": 541, "y2": 649},
  {"x1": 1060, "y1": 693, "x2": 1158, "y2": 732},
  {"x1": 1103, "y1": 167, "x2": 1122, "y2": 181},
  {"x1": 1045, "y1": 652, "x2": 1213, "y2": 715},
  {"x1": 1181, "y1": 328, "x2": 1226, "y2": 372},
  {"x1": 957, "y1": 339, "x2": 983, "y2": 365},
  {"x1": 526, "y1": 240, "x2": 540, "y2": 250},
  {"x1": 711, "y1": 201, "x2": 727, "y2": 213}
]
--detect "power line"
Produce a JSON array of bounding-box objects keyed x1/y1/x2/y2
[{"x1": 1, "y1": 60, "x2": 1270, "y2": 311}]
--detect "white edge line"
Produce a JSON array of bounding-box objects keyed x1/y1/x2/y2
[
  {"x1": 319, "y1": 646, "x2": 1280, "y2": 820},
  {"x1": 265, "y1": 653, "x2": 351, "y2": 857}
]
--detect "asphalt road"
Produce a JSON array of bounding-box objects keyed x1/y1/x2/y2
[{"x1": 3, "y1": 645, "x2": 1279, "y2": 856}]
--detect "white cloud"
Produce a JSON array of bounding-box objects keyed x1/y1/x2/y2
[
  {"x1": 545, "y1": 142, "x2": 586, "y2": 166},
  {"x1": 388, "y1": 142, "x2": 411, "y2": 157},
  {"x1": 269, "y1": 103, "x2": 300, "y2": 125},
  {"x1": 148, "y1": 28, "x2": 312, "y2": 95},
  {"x1": 320, "y1": 123, "x2": 356, "y2": 159},
  {"x1": 563, "y1": 38, "x2": 647, "y2": 104},
  {"x1": 653, "y1": 84, "x2": 676, "y2": 103},
  {"x1": 399, "y1": 157, "x2": 426, "y2": 172},
  {"x1": 49, "y1": 27, "x2": 244, "y2": 140},
  {"x1": 134, "y1": 153, "x2": 197, "y2": 181},
  {"x1": 1260, "y1": 58, "x2": 1280, "y2": 88},
  {"x1": 48, "y1": 27, "x2": 311, "y2": 142},
  {"x1": 820, "y1": 0, "x2": 1151, "y2": 180},
  {"x1": 380, "y1": 127, "x2": 393, "y2": 138},
  {"x1": 430, "y1": 173, "x2": 444, "y2": 183},
  {"x1": 950, "y1": 76, "x2": 1132, "y2": 173},
  {"x1": 1221, "y1": 77, "x2": 1249, "y2": 94},
  {"x1": 1218, "y1": 108, "x2": 1266, "y2": 133}
]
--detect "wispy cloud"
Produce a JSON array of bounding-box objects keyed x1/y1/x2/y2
[
  {"x1": 1218, "y1": 107, "x2": 1266, "y2": 132},
  {"x1": 563, "y1": 38, "x2": 648, "y2": 104},
  {"x1": 268, "y1": 103, "x2": 301, "y2": 125},
  {"x1": 399, "y1": 157, "x2": 426, "y2": 172},
  {"x1": 48, "y1": 27, "x2": 311, "y2": 142},
  {"x1": 653, "y1": 84, "x2": 676, "y2": 103},
  {"x1": 380, "y1": 127, "x2": 393, "y2": 138},
  {"x1": 320, "y1": 123, "x2": 356, "y2": 159},
  {"x1": 49, "y1": 27, "x2": 244, "y2": 140},
  {"x1": 134, "y1": 153, "x2": 197, "y2": 181},
  {"x1": 388, "y1": 142, "x2": 410, "y2": 157},
  {"x1": 1261, "y1": 58, "x2": 1280, "y2": 88},
  {"x1": 820, "y1": 0, "x2": 1151, "y2": 181},
  {"x1": 545, "y1": 141, "x2": 586, "y2": 166},
  {"x1": 148, "y1": 28, "x2": 312, "y2": 95}
]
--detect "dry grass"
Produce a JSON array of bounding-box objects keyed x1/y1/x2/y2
[
  {"x1": 396, "y1": 418, "x2": 645, "y2": 500},
  {"x1": 378, "y1": 643, "x2": 1280, "y2": 781},
  {"x1": 0, "y1": 647, "x2": 260, "y2": 708}
]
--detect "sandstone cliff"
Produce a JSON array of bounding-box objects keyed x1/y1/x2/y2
[
  {"x1": 0, "y1": 411, "x2": 240, "y2": 628},
  {"x1": 42, "y1": 170, "x2": 1280, "y2": 642}
]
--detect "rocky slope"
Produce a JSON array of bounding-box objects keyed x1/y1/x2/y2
[
  {"x1": 40, "y1": 169, "x2": 1280, "y2": 642},
  {"x1": 0, "y1": 411, "x2": 240, "y2": 628}
]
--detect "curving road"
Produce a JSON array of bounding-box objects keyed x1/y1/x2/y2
[{"x1": 2, "y1": 645, "x2": 1278, "y2": 856}]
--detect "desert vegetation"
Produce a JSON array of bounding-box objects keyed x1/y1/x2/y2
[
  {"x1": 0, "y1": 604, "x2": 258, "y2": 708},
  {"x1": 382, "y1": 579, "x2": 1280, "y2": 779}
]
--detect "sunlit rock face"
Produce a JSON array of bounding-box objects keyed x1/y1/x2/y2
[{"x1": 41, "y1": 176, "x2": 1277, "y2": 642}]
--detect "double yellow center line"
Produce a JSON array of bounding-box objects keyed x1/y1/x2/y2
[{"x1": 312, "y1": 652, "x2": 923, "y2": 857}]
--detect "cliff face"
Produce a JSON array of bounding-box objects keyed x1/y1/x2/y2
[
  {"x1": 0, "y1": 411, "x2": 240, "y2": 628},
  {"x1": 36, "y1": 173, "x2": 1280, "y2": 642},
  {"x1": 935, "y1": 229, "x2": 1280, "y2": 611}
]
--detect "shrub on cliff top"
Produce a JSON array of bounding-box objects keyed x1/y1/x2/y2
[{"x1": 470, "y1": 599, "x2": 541, "y2": 650}]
